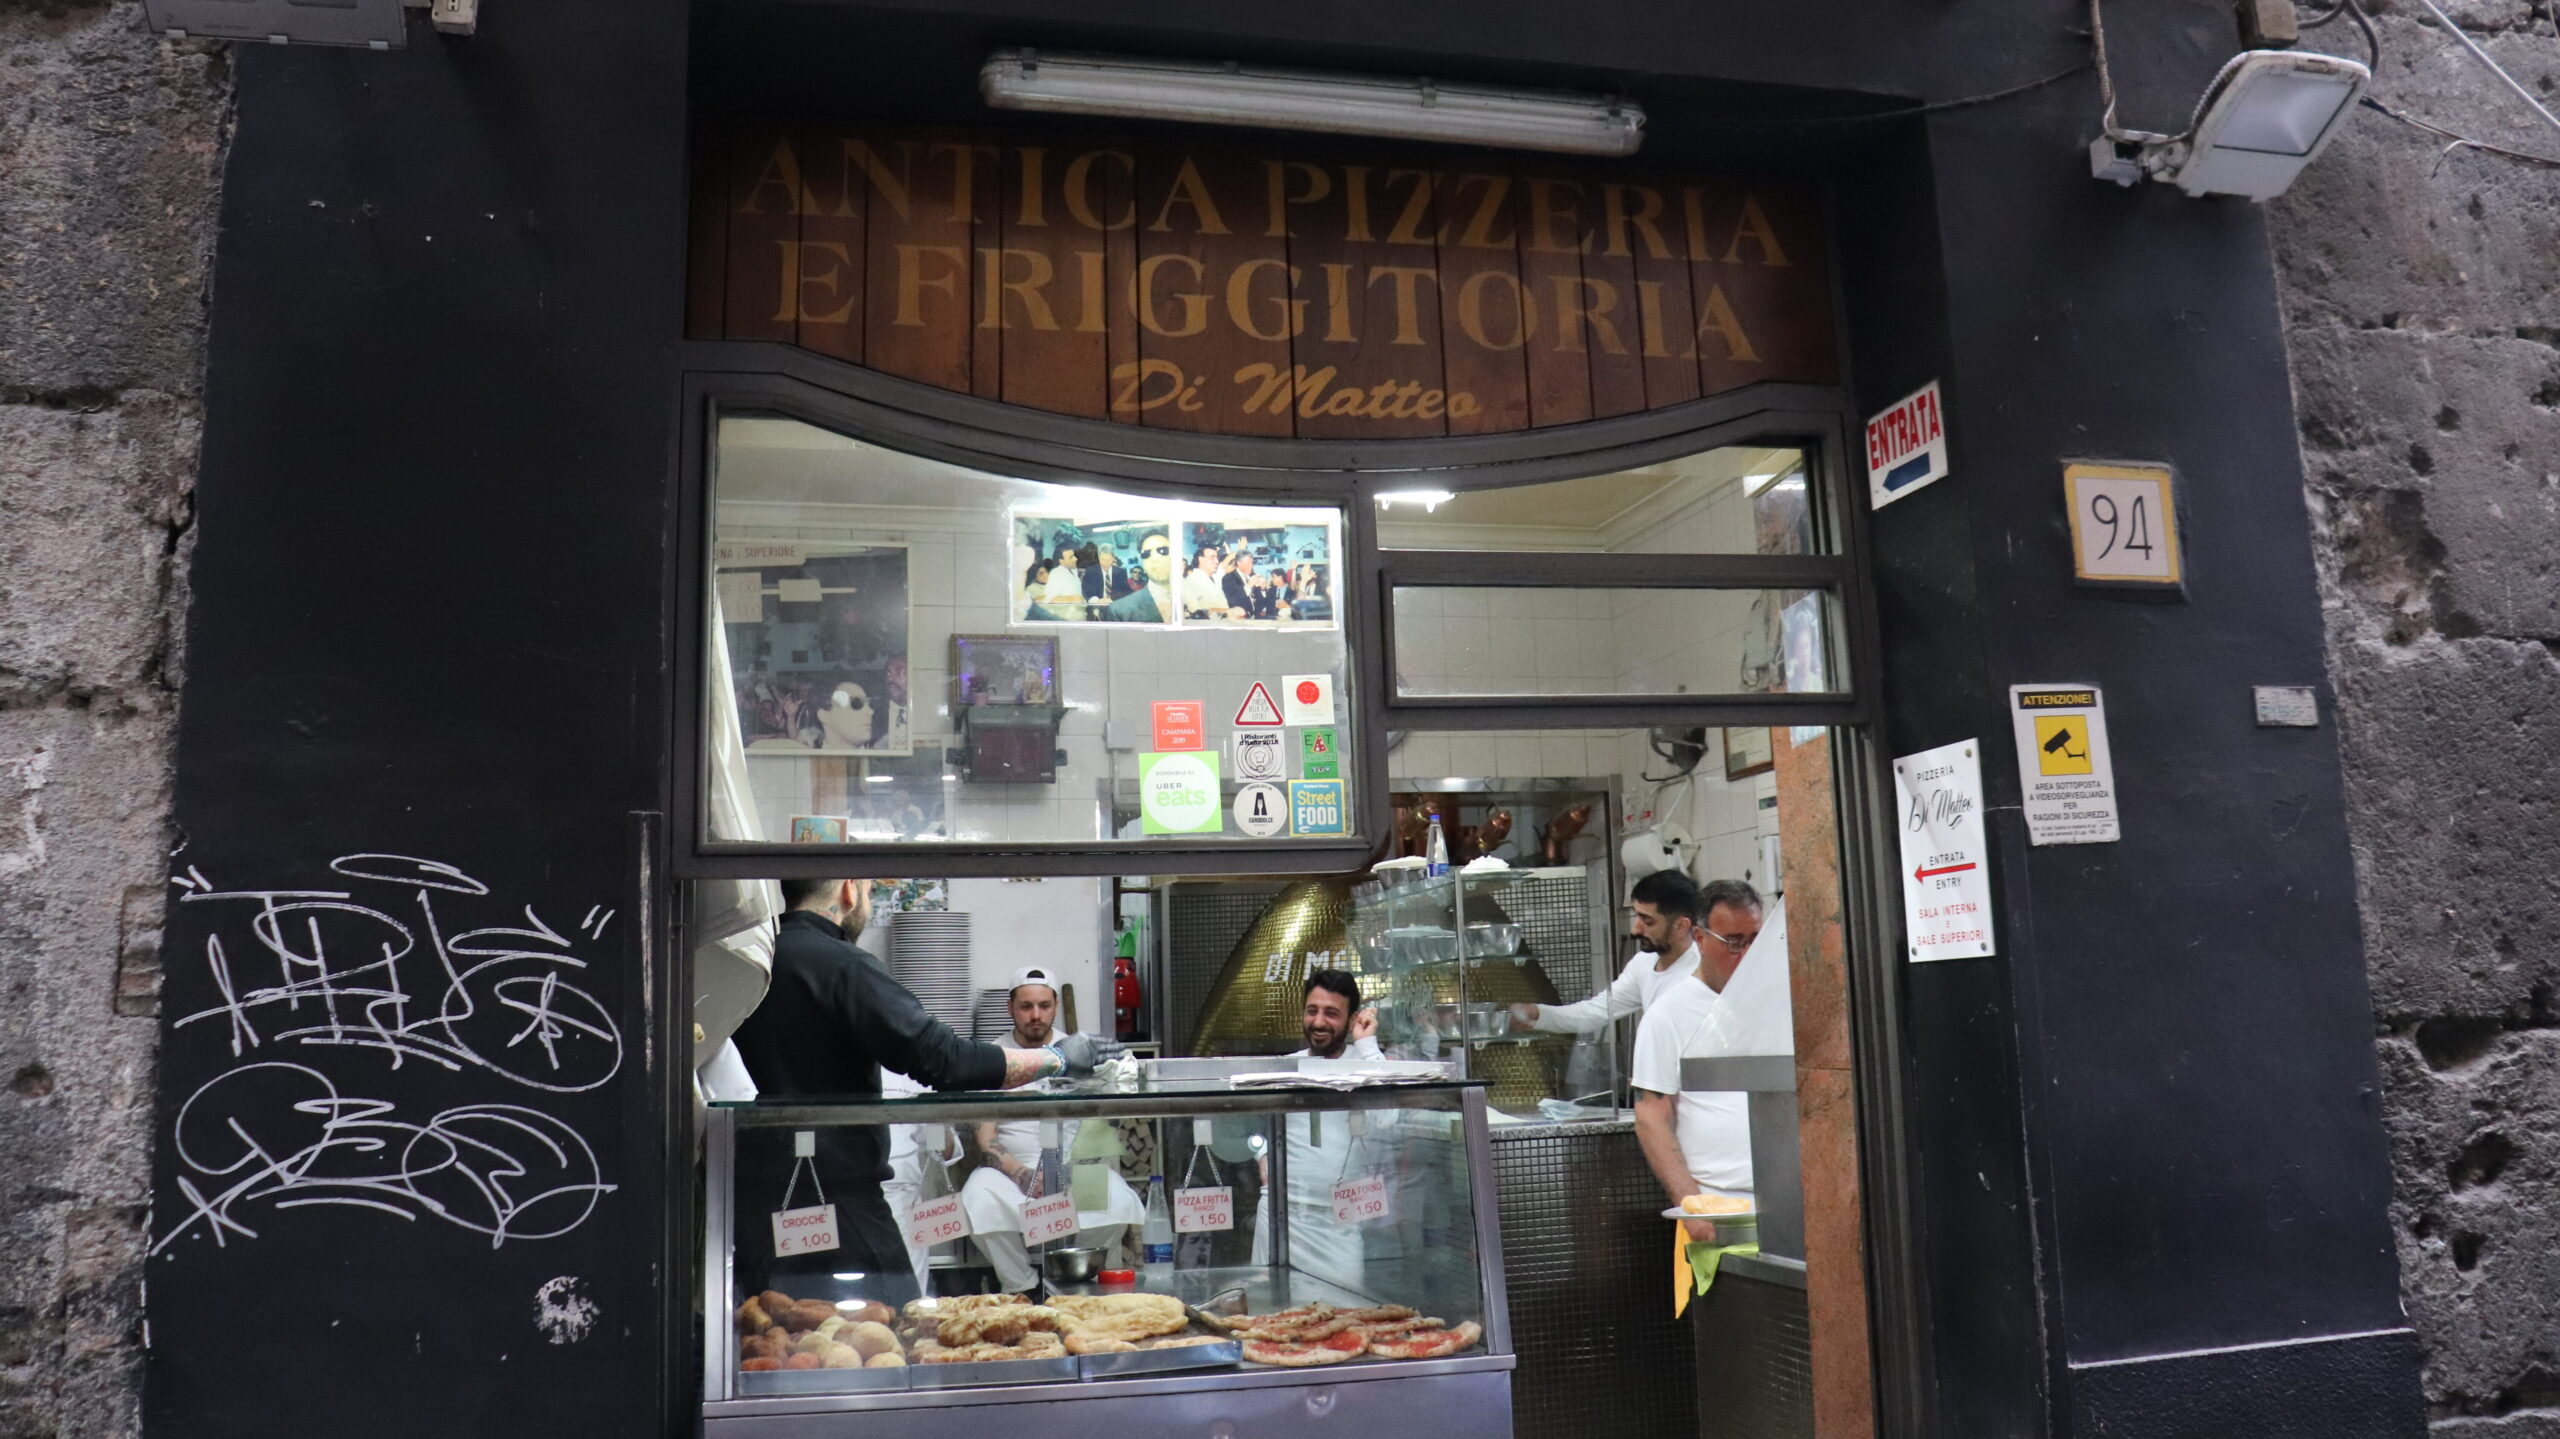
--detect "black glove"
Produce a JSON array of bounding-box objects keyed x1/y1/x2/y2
[{"x1": 1051, "y1": 1033, "x2": 1121, "y2": 1077}]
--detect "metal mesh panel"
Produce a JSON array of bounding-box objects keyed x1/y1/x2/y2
[
  {"x1": 1164, "y1": 881, "x2": 1290, "y2": 1055},
  {"x1": 1690, "y1": 1271, "x2": 1815, "y2": 1439},
  {"x1": 1494, "y1": 1122, "x2": 1695, "y2": 1439},
  {"x1": 1508, "y1": 869, "x2": 1599, "y2": 1004}
]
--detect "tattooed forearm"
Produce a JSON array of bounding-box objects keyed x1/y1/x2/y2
[{"x1": 1001, "y1": 1047, "x2": 1064, "y2": 1088}]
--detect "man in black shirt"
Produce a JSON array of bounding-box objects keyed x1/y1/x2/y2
[{"x1": 731, "y1": 877, "x2": 1110, "y2": 1305}]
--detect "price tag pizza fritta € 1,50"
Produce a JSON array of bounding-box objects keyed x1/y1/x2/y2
[
  {"x1": 2009, "y1": 685, "x2": 2121, "y2": 845},
  {"x1": 1891, "y1": 738, "x2": 1996, "y2": 962},
  {"x1": 1173, "y1": 1186, "x2": 1235, "y2": 1233}
]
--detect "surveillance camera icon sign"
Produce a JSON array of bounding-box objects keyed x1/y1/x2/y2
[{"x1": 2034, "y1": 717, "x2": 2093, "y2": 776}]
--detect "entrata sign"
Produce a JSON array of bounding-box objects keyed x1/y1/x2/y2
[
  {"x1": 691, "y1": 119, "x2": 1838, "y2": 438},
  {"x1": 1867, "y1": 379, "x2": 1949, "y2": 509}
]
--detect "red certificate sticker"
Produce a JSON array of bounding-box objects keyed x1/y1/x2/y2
[{"x1": 1151, "y1": 700, "x2": 1206, "y2": 751}]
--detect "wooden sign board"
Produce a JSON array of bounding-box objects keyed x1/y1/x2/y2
[{"x1": 688, "y1": 118, "x2": 1838, "y2": 439}]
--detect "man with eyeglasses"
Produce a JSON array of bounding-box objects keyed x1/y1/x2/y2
[
  {"x1": 1628, "y1": 880, "x2": 1787, "y2": 1236},
  {"x1": 1509, "y1": 869, "x2": 1712, "y2": 1036},
  {"x1": 1104, "y1": 527, "x2": 1178, "y2": 623}
]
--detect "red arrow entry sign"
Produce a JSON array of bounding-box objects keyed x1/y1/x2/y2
[{"x1": 1914, "y1": 861, "x2": 1977, "y2": 881}]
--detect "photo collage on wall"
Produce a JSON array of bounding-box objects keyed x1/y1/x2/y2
[
  {"x1": 1011, "y1": 509, "x2": 1337, "y2": 631},
  {"x1": 713, "y1": 541, "x2": 914, "y2": 757}
]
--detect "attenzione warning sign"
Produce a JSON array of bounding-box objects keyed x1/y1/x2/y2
[{"x1": 2009, "y1": 685, "x2": 2120, "y2": 845}]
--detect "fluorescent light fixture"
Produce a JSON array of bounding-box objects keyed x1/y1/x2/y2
[
  {"x1": 981, "y1": 50, "x2": 1643, "y2": 156},
  {"x1": 1375, "y1": 489, "x2": 1457, "y2": 512},
  {"x1": 2174, "y1": 50, "x2": 2368, "y2": 199}
]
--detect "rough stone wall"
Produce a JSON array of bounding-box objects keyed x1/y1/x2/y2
[
  {"x1": 0, "y1": 5, "x2": 225, "y2": 1437},
  {"x1": 2269, "y1": 2, "x2": 2560, "y2": 1431}
]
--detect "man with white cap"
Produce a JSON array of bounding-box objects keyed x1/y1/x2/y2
[{"x1": 960, "y1": 966, "x2": 1146, "y2": 1291}]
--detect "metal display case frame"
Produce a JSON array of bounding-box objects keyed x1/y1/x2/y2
[{"x1": 702, "y1": 1082, "x2": 1516, "y2": 1437}]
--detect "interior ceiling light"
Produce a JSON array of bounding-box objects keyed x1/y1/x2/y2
[
  {"x1": 2089, "y1": 16, "x2": 2369, "y2": 201},
  {"x1": 981, "y1": 50, "x2": 1643, "y2": 156},
  {"x1": 1375, "y1": 489, "x2": 1458, "y2": 512}
]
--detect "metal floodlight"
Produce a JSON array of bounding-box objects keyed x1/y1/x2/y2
[
  {"x1": 2175, "y1": 50, "x2": 2369, "y2": 199},
  {"x1": 2092, "y1": 49, "x2": 2369, "y2": 201},
  {"x1": 980, "y1": 50, "x2": 1644, "y2": 156}
]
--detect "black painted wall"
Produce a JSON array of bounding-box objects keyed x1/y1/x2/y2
[{"x1": 147, "y1": 1, "x2": 2418, "y2": 1435}]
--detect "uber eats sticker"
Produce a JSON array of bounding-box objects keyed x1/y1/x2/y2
[{"x1": 1139, "y1": 751, "x2": 1222, "y2": 835}]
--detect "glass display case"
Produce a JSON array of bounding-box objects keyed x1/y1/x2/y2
[
  {"x1": 1349, "y1": 866, "x2": 1620, "y2": 1119},
  {"x1": 702, "y1": 1076, "x2": 1513, "y2": 1438}
]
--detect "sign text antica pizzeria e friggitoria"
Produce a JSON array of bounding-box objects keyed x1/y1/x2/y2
[{"x1": 695, "y1": 124, "x2": 1836, "y2": 435}]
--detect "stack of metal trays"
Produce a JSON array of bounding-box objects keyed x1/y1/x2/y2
[{"x1": 889, "y1": 911, "x2": 973, "y2": 1033}]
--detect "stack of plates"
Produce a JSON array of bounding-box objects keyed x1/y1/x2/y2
[
  {"x1": 970, "y1": 988, "x2": 1015, "y2": 1042},
  {"x1": 889, "y1": 911, "x2": 973, "y2": 1032}
]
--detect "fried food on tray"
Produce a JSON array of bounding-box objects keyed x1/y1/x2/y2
[
  {"x1": 1366, "y1": 1320, "x2": 1483, "y2": 1360},
  {"x1": 1065, "y1": 1335, "x2": 1141, "y2": 1356},
  {"x1": 1682, "y1": 1193, "x2": 1753, "y2": 1216},
  {"x1": 937, "y1": 1304, "x2": 1065, "y2": 1348},
  {"x1": 1239, "y1": 1329, "x2": 1368, "y2": 1367},
  {"x1": 1049, "y1": 1292, "x2": 1190, "y2": 1346}
]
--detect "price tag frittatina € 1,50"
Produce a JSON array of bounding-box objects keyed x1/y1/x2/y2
[
  {"x1": 905, "y1": 1193, "x2": 970, "y2": 1249},
  {"x1": 1174, "y1": 1186, "x2": 1235, "y2": 1233},
  {"x1": 1021, "y1": 1192, "x2": 1081, "y2": 1245},
  {"x1": 1331, "y1": 1175, "x2": 1391, "y2": 1224},
  {"x1": 771, "y1": 1202, "x2": 842, "y2": 1257}
]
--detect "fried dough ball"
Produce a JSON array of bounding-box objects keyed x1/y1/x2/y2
[
  {"x1": 819, "y1": 1343, "x2": 867, "y2": 1369},
  {"x1": 782, "y1": 1352, "x2": 822, "y2": 1370},
  {"x1": 839, "y1": 1299, "x2": 895, "y2": 1327},
  {"x1": 735, "y1": 1299, "x2": 773, "y2": 1335},
  {"x1": 844, "y1": 1321, "x2": 900, "y2": 1360},
  {"x1": 740, "y1": 1357, "x2": 781, "y2": 1372},
  {"x1": 865, "y1": 1352, "x2": 908, "y2": 1369}
]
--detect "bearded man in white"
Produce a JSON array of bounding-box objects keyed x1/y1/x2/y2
[{"x1": 960, "y1": 966, "x2": 1145, "y2": 1290}]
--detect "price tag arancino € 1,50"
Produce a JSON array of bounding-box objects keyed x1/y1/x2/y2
[{"x1": 905, "y1": 1193, "x2": 970, "y2": 1249}]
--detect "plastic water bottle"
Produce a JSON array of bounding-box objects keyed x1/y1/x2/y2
[
  {"x1": 1425, "y1": 816, "x2": 1450, "y2": 877},
  {"x1": 1141, "y1": 1175, "x2": 1174, "y2": 1265}
]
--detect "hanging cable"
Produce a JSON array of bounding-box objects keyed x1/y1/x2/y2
[
  {"x1": 2408, "y1": 0, "x2": 2560, "y2": 140},
  {"x1": 2361, "y1": 95, "x2": 2560, "y2": 170}
]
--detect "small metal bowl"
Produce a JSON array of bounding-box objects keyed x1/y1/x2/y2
[{"x1": 1042, "y1": 1245, "x2": 1104, "y2": 1284}]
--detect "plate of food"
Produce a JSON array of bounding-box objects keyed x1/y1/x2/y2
[{"x1": 1663, "y1": 1193, "x2": 1757, "y2": 1222}]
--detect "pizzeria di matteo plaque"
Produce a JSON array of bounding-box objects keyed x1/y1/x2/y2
[{"x1": 689, "y1": 118, "x2": 1837, "y2": 438}]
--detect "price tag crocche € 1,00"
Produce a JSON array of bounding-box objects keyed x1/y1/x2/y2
[
  {"x1": 905, "y1": 1193, "x2": 970, "y2": 1249},
  {"x1": 1021, "y1": 1192, "x2": 1080, "y2": 1245},
  {"x1": 1331, "y1": 1175, "x2": 1390, "y2": 1225},
  {"x1": 771, "y1": 1203, "x2": 842, "y2": 1257},
  {"x1": 1173, "y1": 1186, "x2": 1235, "y2": 1233}
]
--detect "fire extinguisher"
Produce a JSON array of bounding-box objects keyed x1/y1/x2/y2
[{"x1": 1113, "y1": 930, "x2": 1142, "y2": 1041}]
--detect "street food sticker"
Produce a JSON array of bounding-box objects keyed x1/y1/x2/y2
[
  {"x1": 1139, "y1": 751, "x2": 1222, "y2": 834},
  {"x1": 1892, "y1": 738, "x2": 1996, "y2": 962},
  {"x1": 905, "y1": 1193, "x2": 971, "y2": 1249},
  {"x1": 1021, "y1": 1192, "x2": 1080, "y2": 1245},
  {"x1": 1173, "y1": 1186, "x2": 1235, "y2": 1233},
  {"x1": 1289, "y1": 779, "x2": 1349, "y2": 836},
  {"x1": 1232, "y1": 730, "x2": 1286, "y2": 781},
  {"x1": 2009, "y1": 685, "x2": 2121, "y2": 845},
  {"x1": 1300, "y1": 726, "x2": 1340, "y2": 779},
  {"x1": 771, "y1": 1203, "x2": 841, "y2": 1258},
  {"x1": 1282, "y1": 673, "x2": 1336, "y2": 726},
  {"x1": 1151, "y1": 700, "x2": 1206, "y2": 751},
  {"x1": 1331, "y1": 1174, "x2": 1391, "y2": 1225},
  {"x1": 1235, "y1": 782, "x2": 1288, "y2": 837},
  {"x1": 1234, "y1": 681, "x2": 1285, "y2": 727}
]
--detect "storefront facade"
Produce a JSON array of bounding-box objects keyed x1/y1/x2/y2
[{"x1": 146, "y1": 2, "x2": 2417, "y2": 1436}]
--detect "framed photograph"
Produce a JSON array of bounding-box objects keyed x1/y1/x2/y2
[
  {"x1": 715, "y1": 540, "x2": 914, "y2": 757},
  {"x1": 1723, "y1": 725, "x2": 1775, "y2": 780},
  {"x1": 788, "y1": 815, "x2": 851, "y2": 844},
  {"x1": 870, "y1": 878, "x2": 948, "y2": 914},
  {"x1": 1176, "y1": 518, "x2": 1337, "y2": 628},
  {"x1": 952, "y1": 633, "x2": 1058, "y2": 707},
  {"x1": 1011, "y1": 514, "x2": 1175, "y2": 625}
]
